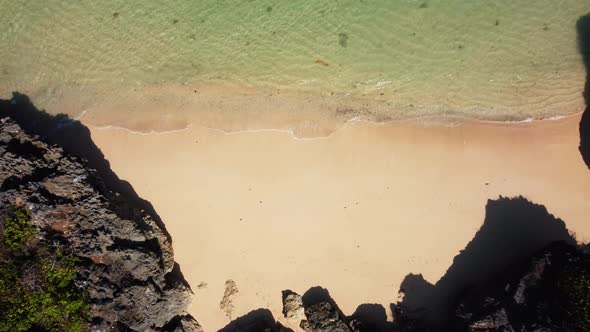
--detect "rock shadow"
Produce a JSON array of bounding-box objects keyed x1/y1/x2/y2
[
  {"x1": 350, "y1": 303, "x2": 397, "y2": 332},
  {"x1": 299, "y1": 287, "x2": 397, "y2": 331},
  {"x1": 577, "y1": 14, "x2": 590, "y2": 168},
  {"x1": 218, "y1": 308, "x2": 293, "y2": 332},
  {"x1": 394, "y1": 196, "x2": 575, "y2": 331}
]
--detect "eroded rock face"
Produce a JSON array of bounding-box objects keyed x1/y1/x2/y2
[
  {"x1": 300, "y1": 301, "x2": 352, "y2": 332},
  {"x1": 0, "y1": 117, "x2": 200, "y2": 331},
  {"x1": 299, "y1": 287, "x2": 353, "y2": 332},
  {"x1": 282, "y1": 290, "x2": 304, "y2": 321}
]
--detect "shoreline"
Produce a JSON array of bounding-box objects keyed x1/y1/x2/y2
[
  {"x1": 84, "y1": 109, "x2": 584, "y2": 142},
  {"x1": 2, "y1": 76, "x2": 585, "y2": 137}
]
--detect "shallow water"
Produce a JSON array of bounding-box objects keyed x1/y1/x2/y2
[{"x1": 0, "y1": 0, "x2": 588, "y2": 120}]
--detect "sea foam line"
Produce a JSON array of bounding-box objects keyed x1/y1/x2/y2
[
  {"x1": 200, "y1": 116, "x2": 364, "y2": 141},
  {"x1": 82, "y1": 110, "x2": 580, "y2": 140},
  {"x1": 87, "y1": 124, "x2": 193, "y2": 136}
]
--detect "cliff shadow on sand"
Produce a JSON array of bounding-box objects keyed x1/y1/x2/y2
[{"x1": 394, "y1": 196, "x2": 576, "y2": 331}]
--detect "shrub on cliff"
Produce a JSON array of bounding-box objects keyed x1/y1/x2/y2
[
  {"x1": 2, "y1": 204, "x2": 36, "y2": 253},
  {"x1": 0, "y1": 205, "x2": 89, "y2": 332}
]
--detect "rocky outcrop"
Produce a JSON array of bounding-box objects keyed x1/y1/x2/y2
[
  {"x1": 0, "y1": 117, "x2": 200, "y2": 331},
  {"x1": 451, "y1": 241, "x2": 590, "y2": 332},
  {"x1": 282, "y1": 290, "x2": 304, "y2": 321},
  {"x1": 300, "y1": 301, "x2": 351, "y2": 332},
  {"x1": 299, "y1": 287, "x2": 352, "y2": 332}
]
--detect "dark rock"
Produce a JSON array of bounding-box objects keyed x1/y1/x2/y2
[
  {"x1": 219, "y1": 308, "x2": 294, "y2": 332},
  {"x1": 578, "y1": 14, "x2": 590, "y2": 169},
  {"x1": 300, "y1": 287, "x2": 352, "y2": 332},
  {"x1": 349, "y1": 304, "x2": 396, "y2": 332},
  {"x1": 162, "y1": 315, "x2": 203, "y2": 332},
  {"x1": 282, "y1": 290, "x2": 303, "y2": 320},
  {"x1": 394, "y1": 197, "x2": 575, "y2": 331},
  {"x1": 0, "y1": 117, "x2": 199, "y2": 331},
  {"x1": 451, "y1": 241, "x2": 590, "y2": 332},
  {"x1": 300, "y1": 302, "x2": 351, "y2": 332}
]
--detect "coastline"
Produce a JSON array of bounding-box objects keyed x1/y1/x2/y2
[
  {"x1": 86, "y1": 106, "x2": 590, "y2": 331},
  {"x1": 1, "y1": 76, "x2": 585, "y2": 138},
  {"x1": 1, "y1": 0, "x2": 589, "y2": 329}
]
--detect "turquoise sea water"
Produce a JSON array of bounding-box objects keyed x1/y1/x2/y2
[{"x1": 0, "y1": 0, "x2": 589, "y2": 119}]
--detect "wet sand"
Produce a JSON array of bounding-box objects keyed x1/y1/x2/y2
[{"x1": 87, "y1": 110, "x2": 590, "y2": 331}]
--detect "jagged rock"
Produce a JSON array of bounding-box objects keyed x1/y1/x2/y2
[
  {"x1": 348, "y1": 303, "x2": 396, "y2": 332},
  {"x1": 282, "y1": 290, "x2": 304, "y2": 320},
  {"x1": 300, "y1": 287, "x2": 352, "y2": 332},
  {"x1": 0, "y1": 117, "x2": 200, "y2": 331},
  {"x1": 163, "y1": 315, "x2": 204, "y2": 332},
  {"x1": 300, "y1": 302, "x2": 352, "y2": 332},
  {"x1": 451, "y1": 241, "x2": 590, "y2": 332}
]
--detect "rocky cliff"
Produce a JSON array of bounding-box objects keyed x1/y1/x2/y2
[
  {"x1": 451, "y1": 241, "x2": 590, "y2": 332},
  {"x1": 0, "y1": 116, "x2": 201, "y2": 331}
]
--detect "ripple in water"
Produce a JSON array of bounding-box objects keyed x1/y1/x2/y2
[{"x1": 0, "y1": 0, "x2": 588, "y2": 120}]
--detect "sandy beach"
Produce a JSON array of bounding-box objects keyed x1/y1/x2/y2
[{"x1": 86, "y1": 106, "x2": 590, "y2": 331}]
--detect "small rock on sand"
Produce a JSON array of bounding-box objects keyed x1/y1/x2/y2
[
  {"x1": 282, "y1": 290, "x2": 304, "y2": 320},
  {"x1": 220, "y1": 279, "x2": 239, "y2": 319}
]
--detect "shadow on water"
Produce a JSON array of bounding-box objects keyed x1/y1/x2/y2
[
  {"x1": 578, "y1": 14, "x2": 590, "y2": 168},
  {"x1": 0, "y1": 92, "x2": 172, "y2": 240},
  {"x1": 394, "y1": 197, "x2": 575, "y2": 330}
]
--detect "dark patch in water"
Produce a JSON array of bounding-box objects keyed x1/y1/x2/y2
[
  {"x1": 315, "y1": 59, "x2": 330, "y2": 67},
  {"x1": 457, "y1": 44, "x2": 464, "y2": 50},
  {"x1": 495, "y1": 19, "x2": 500, "y2": 26},
  {"x1": 112, "y1": 12, "x2": 120, "y2": 19},
  {"x1": 266, "y1": 6, "x2": 272, "y2": 13},
  {"x1": 419, "y1": 2, "x2": 428, "y2": 8},
  {"x1": 338, "y1": 33, "x2": 348, "y2": 48},
  {"x1": 577, "y1": 14, "x2": 590, "y2": 169},
  {"x1": 172, "y1": 19, "x2": 179, "y2": 24},
  {"x1": 543, "y1": 23, "x2": 549, "y2": 31}
]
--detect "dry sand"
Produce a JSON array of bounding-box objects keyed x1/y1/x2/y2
[{"x1": 84, "y1": 104, "x2": 590, "y2": 331}]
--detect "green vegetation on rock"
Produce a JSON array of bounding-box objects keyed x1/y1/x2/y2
[
  {"x1": 0, "y1": 205, "x2": 89, "y2": 332},
  {"x1": 2, "y1": 205, "x2": 35, "y2": 252}
]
